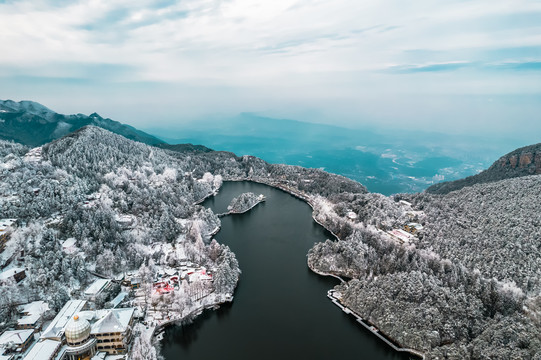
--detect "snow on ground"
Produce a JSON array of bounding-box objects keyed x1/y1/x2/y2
[{"x1": 23, "y1": 147, "x2": 43, "y2": 163}]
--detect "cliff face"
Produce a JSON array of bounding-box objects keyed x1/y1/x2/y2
[
  {"x1": 426, "y1": 142, "x2": 541, "y2": 194},
  {"x1": 498, "y1": 149, "x2": 541, "y2": 174}
]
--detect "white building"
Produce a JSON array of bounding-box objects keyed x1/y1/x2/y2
[
  {"x1": 40, "y1": 299, "x2": 135, "y2": 358},
  {"x1": 23, "y1": 339, "x2": 61, "y2": 360},
  {"x1": 84, "y1": 279, "x2": 112, "y2": 301},
  {"x1": 0, "y1": 267, "x2": 26, "y2": 284},
  {"x1": 386, "y1": 229, "x2": 414, "y2": 243},
  {"x1": 41, "y1": 300, "x2": 87, "y2": 341},
  {"x1": 61, "y1": 238, "x2": 78, "y2": 254},
  {"x1": 0, "y1": 219, "x2": 17, "y2": 235},
  {"x1": 0, "y1": 329, "x2": 34, "y2": 356},
  {"x1": 17, "y1": 301, "x2": 49, "y2": 330}
]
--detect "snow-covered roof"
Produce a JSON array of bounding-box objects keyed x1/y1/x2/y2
[
  {"x1": 91, "y1": 308, "x2": 135, "y2": 335},
  {"x1": 84, "y1": 279, "x2": 111, "y2": 296},
  {"x1": 399, "y1": 200, "x2": 412, "y2": 207},
  {"x1": 0, "y1": 267, "x2": 25, "y2": 281},
  {"x1": 0, "y1": 329, "x2": 34, "y2": 346},
  {"x1": 18, "y1": 301, "x2": 49, "y2": 316},
  {"x1": 62, "y1": 238, "x2": 77, "y2": 249},
  {"x1": 41, "y1": 300, "x2": 87, "y2": 340},
  {"x1": 17, "y1": 313, "x2": 41, "y2": 326},
  {"x1": 387, "y1": 229, "x2": 414, "y2": 243},
  {"x1": 407, "y1": 222, "x2": 424, "y2": 230},
  {"x1": 109, "y1": 292, "x2": 128, "y2": 308},
  {"x1": 17, "y1": 300, "x2": 49, "y2": 326},
  {"x1": 23, "y1": 339, "x2": 61, "y2": 360},
  {"x1": 0, "y1": 219, "x2": 16, "y2": 232},
  {"x1": 164, "y1": 268, "x2": 176, "y2": 276}
]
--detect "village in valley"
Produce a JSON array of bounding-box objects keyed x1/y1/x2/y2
[{"x1": 0, "y1": 215, "x2": 228, "y2": 360}]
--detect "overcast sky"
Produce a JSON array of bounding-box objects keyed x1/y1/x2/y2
[{"x1": 0, "y1": 0, "x2": 540, "y2": 137}]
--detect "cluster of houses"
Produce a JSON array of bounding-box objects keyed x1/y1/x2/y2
[
  {"x1": 125, "y1": 262, "x2": 213, "y2": 297},
  {"x1": 384, "y1": 200, "x2": 426, "y2": 244},
  {"x1": 0, "y1": 277, "x2": 138, "y2": 360}
]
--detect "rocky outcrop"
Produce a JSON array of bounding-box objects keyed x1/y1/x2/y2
[
  {"x1": 427, "y1": 142, "x2": 541, "y2": 194},
  {"x1": 499, "y1": 149, "x2": 541, "y2": 173}
]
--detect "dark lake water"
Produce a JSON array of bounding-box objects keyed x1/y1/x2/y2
[{"x1": 161, "y1": 181, "x2": 411, "y2": 360}]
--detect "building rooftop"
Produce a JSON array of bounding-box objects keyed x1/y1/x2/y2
[
  {"x1": 62, "y1": 238, "x2": 77, "y2": 249},
  {"x1": 407, "y1": 222, "x2": 424, "y2": 230},
  {"x1": 109, "y1": 292, "x2": 128, "y2": 308},
  {"x1": 23, "y1": 339, "x2": 61, "y2": 360},
  {"x1": 0, "y1": 329, "x2": 34, "y2": 346},
  {"x1": 91, "y1": 308, "x2": 135, "y2": 334},
  {"x1": 41, "y1": 300, "x2": 87, "y2": 341},
  {"x1": 17, "y1": 313, "x2": 41, "y2": 326},
  {"x1": 18, "y1": 301, "x2": 49, "y2": 317},
  {"x1": 0, "y1": 219, "x2": 16, "y2": 233},
  {"x1": 84, "y1": 279, "x2": 111, "y2": 297},
  {"x1": 0, "y1": 267, "x2": 25, "y2": 281}
]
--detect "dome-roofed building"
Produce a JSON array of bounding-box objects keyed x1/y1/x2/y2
[
  {"x1": 63, "y1": 315, "x2": 97, "y2": 360},
  {"x1": 65, "y1": 315, "x2": 91, "y2": 346}
]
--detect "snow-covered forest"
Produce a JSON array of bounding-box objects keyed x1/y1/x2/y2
[
  {"x1": 308, "y1": 177, "x2": 541, "y2": 358},
  {"x1": 0, "y1": 126, "x2": 364, "y2": 357},
  {"x1": 226, "y1": 192, "x2": 265, "y2": 214},
  {"x1": 1, "y1": 125, "x2": 540, "y2": 359}
]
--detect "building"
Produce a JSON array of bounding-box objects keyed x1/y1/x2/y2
[
  {"x1": 61, "y1": 238, "x2": 78, "y2": 255},
  {"x1": 386, "y1": 229, "x2": 414, "y2": 243},
  {"x1": 404, "y1": 222, "x2": 424, "y2": 234},
  {"x1": 41, "y1": 300, "x2": 88, "y2": 342},
  {"x1": 109, "y1": 292, "x2": 128, "y2": 309},
  {"x1": 130, "y1": 279, "x2": 141, "y2": 290},
  {"x1": 23, "y1": 339, "x2": 61, "y2": 360},
  {"x1": 91, "y1": 308, "x2": 135, "y2": 355},
  {"x1": 0, "y1": 267, "x2": 26, "y2": 284},
  {"x1": 0, "y1": 329, "x2": 34, "y2": 356},
  {"x1": 17, "y1": 301, "x2": 49, "y2": 331},
  {"x1": 47, "y1": 314, "x2": 98, "y2": 360},
  {"x1": 84, "y1": 279, "x2": 112, "y2": 301},
  {"x1": 41, "y1": 300, "x2": 135, "y2": 359}
]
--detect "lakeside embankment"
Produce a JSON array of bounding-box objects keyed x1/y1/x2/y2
[{"x1": 226, "y1": 178, "x2": 425, "y2": 359}]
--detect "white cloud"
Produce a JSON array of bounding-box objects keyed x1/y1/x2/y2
[{"x1": 0, "y1": 0, "x2": 540, "y2": 134}]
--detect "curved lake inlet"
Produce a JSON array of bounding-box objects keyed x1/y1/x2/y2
[{"x1": 161, "y1": 181, "x2": 411, "y2": 360}]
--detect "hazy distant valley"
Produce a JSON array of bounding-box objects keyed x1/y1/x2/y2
[{"x1": 145, "y1": 114, "x2": 526, "y2": 195}]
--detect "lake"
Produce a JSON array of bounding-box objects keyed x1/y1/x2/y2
[{"x1": 161, "y1": 181, "x2": 412, "y2": 359}]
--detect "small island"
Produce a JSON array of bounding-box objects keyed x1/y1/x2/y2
[{"x1": 219, "y1": 192, "x2": 266, "y2": 216}]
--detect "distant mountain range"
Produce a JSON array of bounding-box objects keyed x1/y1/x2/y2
[
  {"x1": 426, "y1": 142, "x2": 541, "y2": 194},
  {"x1": 0, "y1": 100, "x2": 209, "y2": 153},
  {"x1": 2, "y1": 99, "x2": 536, "y2": 195},
  {"x1": 146, "y1": 113, "x2": 527, "y2": 194}
]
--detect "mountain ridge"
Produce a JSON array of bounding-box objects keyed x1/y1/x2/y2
[
  {"x1": 0, "y1": 99, "x2": 165, "y2": 147},
  {"x1": 426, "y1": 142, "x2": 541, "y2": 194}
]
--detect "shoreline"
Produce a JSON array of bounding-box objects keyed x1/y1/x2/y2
[
  {"x1": 215, "y1": 197, "x2": 265, "y2": 217},
  {"x1": 181, "y1": 179, "x2": 422, "y2": 360},
  {"x1": 151, "y1": 294, "x2": 233, "y2": 338},
  {"x1": 327, "y1": 290, "x2": 425, "y2": 360},
  {"x1": 227, "y1": 178, "x2": 425, "y2": 359}
]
